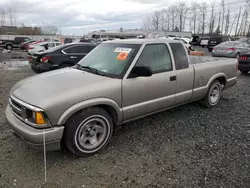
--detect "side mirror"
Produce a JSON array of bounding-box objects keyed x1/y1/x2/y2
[{"x1": 132, "y1": 66, "x2": 152, "y2": 77}]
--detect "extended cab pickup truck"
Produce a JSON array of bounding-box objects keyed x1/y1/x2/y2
[
  {"x1": 0, "y1": 37, "x2": 31, "y2": 50},
  {"x1": 6, "y1": 39, "x2": 237, "y2": 157}
]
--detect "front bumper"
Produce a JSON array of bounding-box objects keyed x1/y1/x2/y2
[{"x1": 5, "y1": 104, "x2": 64, "y2": 151}]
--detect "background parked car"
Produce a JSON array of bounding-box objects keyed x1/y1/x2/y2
[
  {"x1": 29, "y1": 42, "x2": 97, "y2": 73},
  {"x1": 189, "y1": 35, "x2": 200, "y2": 45},
  {"x1": 173, "y1": 38, "x2": 194, "y2": 51},
  {"x1": 0, "y1": 37, "x2": 31, "y2": 50},
  {"x1": 238, "y1": 53, "x2": 250, "y2": 75},
  {"x1": 28, "y1": 41, "x2": 61, "y2": 55},
  {"x1": 207, "y1": 36, "x2": 231, "y2": 52},
  {"x1": 200, "y1": 37, "x2": 210, "y2": 48},
  {"x1": 20, "y1": 40, "x2": 36, "y2": 50},
  {"x1": 64, "y1": 38, "x2": 75, "y2": 44},
  {"x1": 212, "y1": 41, "x2": 250, "y2": 58}
]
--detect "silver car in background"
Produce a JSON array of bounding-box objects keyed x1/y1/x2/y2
[{"x1": 212, "y1": 41, "x2": 250, "y2": 59}]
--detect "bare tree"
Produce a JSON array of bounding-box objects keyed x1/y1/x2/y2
[
  {"x1": 199, "y1": 2, "x2": 207, "y2": 36},
  {"x1": 169, "y1": 5, "x2": 176, "y2": 31},
  {"x1": 224, "y1": 9, "x2": 230, "y2": 35},
  {"x1": 176, "y1": 2, "x2": 188, "y2": 32},
  {"x1": 238, "y1": 9, "x2": 246, "y2": 35},
  {"x1": 221, "y1": 0, "x2": 225, "y2": 35},
  {"x1": 8, "y1": 7, "x2": 13, "y2": 26},
  {"x1": 191, "y1": 2, "x2": 198, "y2": 34},
  {"x1": 0, "y1": 9, "x2": 6, "y2": 26},
  {"x1": 235, "y1": 8, "x2": 241, "y2": 36},
  {"x1": 142, "y1": 15, "x2": 152, "y2": 31},
  {"x1": 41, "y1": 25, "x2": 59, "y2": 35},
  {"x1": 209, "y1": 0, "x2": 216, "y2": 35},
  {"x1": 152, "y1": 11, "x2": 161, "y2": 30}
]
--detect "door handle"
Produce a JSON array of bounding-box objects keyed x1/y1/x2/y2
[
  {"x1": 170, "y1": 76, "x2": 177, "y2": 81},
  {"x1": 70, "y1": 56, "x2": 77, "y2": 59}
]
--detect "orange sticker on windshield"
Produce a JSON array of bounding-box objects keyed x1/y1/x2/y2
[{"x1": 116, "y1": 52, "x2": 128, "y2": 61}]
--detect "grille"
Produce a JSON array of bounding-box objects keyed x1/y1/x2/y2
[
  {"x1": 9, "y1": 96, "x2": 48, "y2": 127},
  {"x1": 9, "y1": 97, "x2": 25, "y2": 121}
]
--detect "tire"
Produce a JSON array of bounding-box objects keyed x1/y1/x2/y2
[
  {"x1": 63, "y1": 107, "x2": 114, "y2": 157},
  {"x1": 236, "y1": 53, "x2": 240, "y2": 59},
  {"x1": 200, "y1": 80, "x2": 222, "y2": 108},
  {"x1": 240, "y1": 70, "x2": 249, "y2": 75},
  {"x1": 6, "y1": 44, "x2": 13, "y2": 50}
]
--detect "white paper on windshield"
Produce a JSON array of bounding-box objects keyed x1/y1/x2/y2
[{"x1": 114, "y1": 47, "x2": 132, "y2": 53}]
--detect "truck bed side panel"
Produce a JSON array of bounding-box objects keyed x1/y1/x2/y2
[{"x1": 191, "y1": 59, "x2": 237, "y2": 101}]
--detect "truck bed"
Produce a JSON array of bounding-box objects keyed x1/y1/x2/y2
[{"x1": 189, "y1": 56, "x2": 229, "y2": 64}]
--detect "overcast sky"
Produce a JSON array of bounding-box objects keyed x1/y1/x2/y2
[{"x1": 0, "y1": 0, "x2": 247, "y2": 35}]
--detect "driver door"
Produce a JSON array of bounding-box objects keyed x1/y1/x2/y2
[{"x1": 122, "y1": 43, "x2": 176, "y2": 121}]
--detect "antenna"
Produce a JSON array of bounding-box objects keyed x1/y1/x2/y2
[{"x1": 43, "y1": 130, "x2": 47, "y2": 183}]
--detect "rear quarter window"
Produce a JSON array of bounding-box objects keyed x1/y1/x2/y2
[{"x1": 169, "y1": 43, "x2": 189, "y2": 70}]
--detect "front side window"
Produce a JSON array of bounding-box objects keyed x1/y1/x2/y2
[
  {"x1": 77, "y1": 43, "x2": 141, "y2": 77},
  {"x1": 135, "y1": 44, "x2": 172, "y2": 73}
]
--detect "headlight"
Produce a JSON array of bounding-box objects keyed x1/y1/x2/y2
[
  {"x1": 26, "y1": 109, "x2": 47, "y2": 126},
  {"x1": 33, "y1": 111, "x2": 46, "y2": 125}
]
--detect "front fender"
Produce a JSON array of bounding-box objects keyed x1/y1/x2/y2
[{"x1": 57, "y1": 98, "x2": 122, "y2": 125}]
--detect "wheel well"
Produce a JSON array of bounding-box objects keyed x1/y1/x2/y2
[
  {"x1": 216, "y1": 76, "x2": 226, "y2": 86},
  {"x1": 5, "y1": 43, "x2": 13, "y2": 47},
  {"x1": 97, "y1": 105, "x2": 118, "y2": 125}
]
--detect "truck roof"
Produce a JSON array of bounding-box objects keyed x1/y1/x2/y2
[{"x1": 104, "y1": 38, "x2": 178, "y2": 44}]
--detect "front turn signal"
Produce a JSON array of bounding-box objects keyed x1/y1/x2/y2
[{"x1": 35, "y1": 112, "x2": 46, "y2": 125}]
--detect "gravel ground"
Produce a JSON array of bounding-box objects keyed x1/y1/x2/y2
[{"x1": 0, "y1": 49, "x2": 250, "y2": 188}]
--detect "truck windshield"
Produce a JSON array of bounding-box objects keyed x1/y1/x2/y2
[{"x1": 77, "y1": 43, "x2": 141, "y2": 78}]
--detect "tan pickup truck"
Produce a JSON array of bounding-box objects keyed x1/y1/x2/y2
[{"x1": 6, "y1": 39, "x2": 237, "y2": 156}]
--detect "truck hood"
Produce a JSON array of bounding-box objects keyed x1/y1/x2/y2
[{"x1": 11, "y1": 67, "x2": 121, "y2": 112}]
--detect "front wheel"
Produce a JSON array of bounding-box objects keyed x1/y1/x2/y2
[
  {"x1": 63, "y1": 107, "x2": 114, "y2": 157},
  {"x1": 200, "y1": 80, "x2": 222, "y2": 108}
]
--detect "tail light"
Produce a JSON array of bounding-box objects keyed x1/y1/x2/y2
[
  {"x1": 212, "y1": 47, "x2": 216, "y2": 51},
  {"x1": 240, "y1": 56, "x2": 248, "y2": 60},
  {"x1": 41, "y1": 56, "x2": 51, "y2": 63},
  {"x1": 28, "y1": 46, "x2": 34, "y2": 50},
  {"x1": 227, "y1": 48, "x2": 236, "y2": 51}
]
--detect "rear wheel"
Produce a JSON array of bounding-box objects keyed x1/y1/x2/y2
[
  {"x1": 63, "y1": 107, "x2": 114, "y2": 157},
  {"x1": 200, "y1": 80, "x2": 222, "y2": 108},
  {"x1": 6, "y1": 44, "x2": 13, "y2": 50},
  {"x1": 240, "y1": 70, "x2": 249, "y2": 75}
]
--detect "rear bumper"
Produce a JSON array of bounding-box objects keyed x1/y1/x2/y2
[
  {"x1": 239, "y1": 63, "x2": 250, "y2": 71},
  {"x1": 5, "y1": 105, "x2": 64, "y2": 151},
  {"x1": 31, "y1": 62, "x2": 53, "y2": 73},
  {"x1": 225, "y1": 77, "x2": 237, "y2": 89}
]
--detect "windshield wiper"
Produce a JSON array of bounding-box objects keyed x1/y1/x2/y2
[{"x1": 75, "y1": 64, "x2": 106, "y2": 76}]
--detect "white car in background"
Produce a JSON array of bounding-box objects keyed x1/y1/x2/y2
[
  {"x1": 172, "y1": 37, "x2": 194, "y2": 51},
  {"x1": 28, "y1": 41, "x2": 61, "y2": 55},
  {"x1": 200, "y1": 37, "x2": 210, "y2": 48}
]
